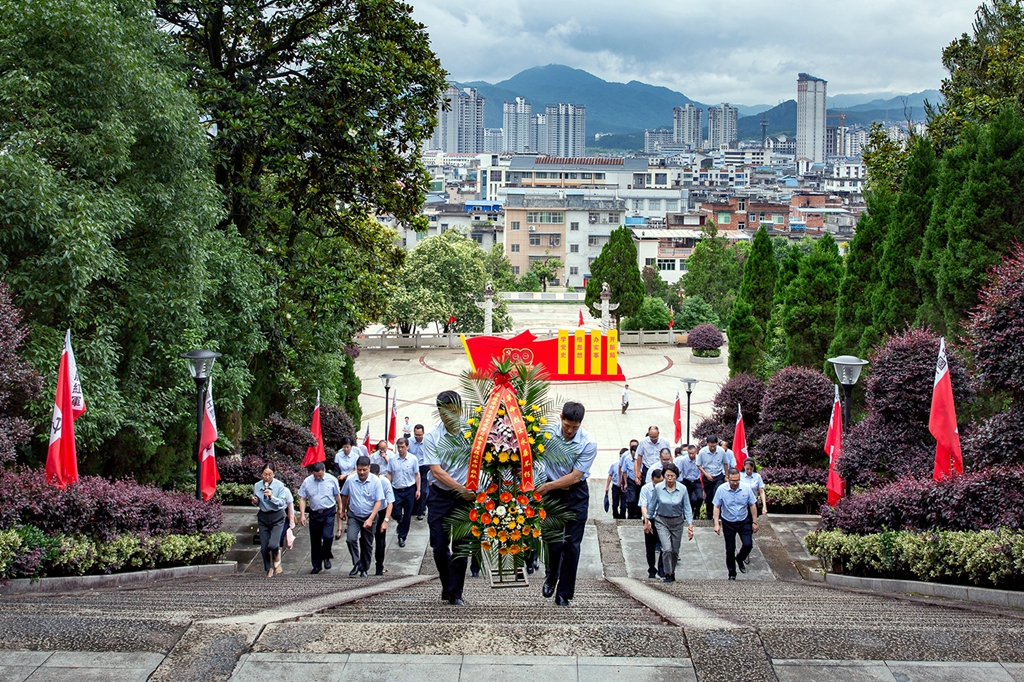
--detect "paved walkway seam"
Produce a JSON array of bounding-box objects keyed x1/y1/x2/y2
[
  {"x1": 0, "y1": 561, "x2": 238, "y2": 596},
  {"x1": 606, "y1": 576, "x2": 741, "y2": 630}
]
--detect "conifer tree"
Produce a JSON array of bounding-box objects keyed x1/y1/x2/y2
[
  {"x1": 738, "y1": 227, "x2": 777, "y2": 328},
  {"x1": 682, "y1": 222, "x2": 743, "y2": 323},
  {"x1": 781, "y1": 234, "x2": 843, "y2": 368},
  {"x1": 585, "y1": 225, "x2": 644, "y2": 326},
  {"x1": 773, "y1": 245, "x2": 804, "y2": 308},
  {"x1": 727, "y1": 299, "x2": 763, "y2": 376}
]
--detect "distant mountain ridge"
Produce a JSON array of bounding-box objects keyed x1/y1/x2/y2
[{"x1": 455, "y1": 64, "x2": 940, "y2": 142}]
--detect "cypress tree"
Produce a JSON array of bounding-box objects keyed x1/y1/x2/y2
[
  {"x1": 727, "y1": 298, "x2": 763, "y2": 376},
  {"x1": 873, "y1": 137, "x2": 937, "y2": 336},
  {"x1": 781, "y1": 233, "x2": 843, "y2": 368},
  {"x1": 738, "y1": 226, "x2": 777, "y2": 328},
  {"x1": 683, "y1": 222, "x2": 743, "y2": 323},
  {"x1": 773, "y1": 245, "x2": 803, "y2": 307},
  {"x1": 585, "y1": 225, "x2": 644, "y2": 326}
]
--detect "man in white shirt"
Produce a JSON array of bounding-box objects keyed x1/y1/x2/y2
[
  {"x1": 635, "y1": 426, "x2": 671, "y2": 484},
  {"x1": 621, "y1": 384, "x2": 630, "y2": 414},
  {"x1": 387, "y1": 437, "x2": 420, "y2": 547}
]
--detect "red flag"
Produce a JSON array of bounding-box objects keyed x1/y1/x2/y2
[
  {"x1": 578, "y1": 310, "x2": 584, "y2": 327},
  {"x1": 448, "y1": 315, "x2": 457, "y2": 326},
  {"x1": 388, "y1": 391, "x2": 398, "y2": 444},
  {"x1": 673, "y1": 390, "x2": 682, "y2": 444},
  {"x1": 362, "y1": 424, "x2": 371, "y2": 456},
  {"x1": 302, "y1": 390, "x2": 326, "y2": 466},
  {"x1": 930, "y1": 338, "x2": 963, "y2": 481},
  {"x1": 198, "y1": 377, "x2": 220, "y2": 501},
  {"x1": 45, "y1": 330, "x2": 86, "y2": 489},
  {"x1": 825, "y1": 385, "x2": 845, "y2": 506},
  {"x1": 733, "y1": 403, "x2": 748, "y2": 469}
]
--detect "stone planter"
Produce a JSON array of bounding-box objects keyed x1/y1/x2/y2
[{"x1": 690, "y1": 350, "x2": 723, "y2": 364}]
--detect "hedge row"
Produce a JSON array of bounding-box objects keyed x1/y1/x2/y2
[
  {"x1": 764, "y1": 483, "x2": 826, "y2": 510},
  {"x1": 805, "y1": 528, "x2": 1024, "y2": 589},
  {"x1": 0, "y1": 526, "x2": 235, "y2": 581}
]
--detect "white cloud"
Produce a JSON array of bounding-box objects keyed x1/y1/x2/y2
[{"x1": 408, "y1": 0, "x2": 980, "y2": 103}]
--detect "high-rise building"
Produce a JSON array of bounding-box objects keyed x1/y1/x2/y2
[
  {"x1": 428, "y1": 84, "x2": 486, "y2": 153},
  {"x1": 707, "y1": 104, "x2": 738, "y2": 150},
  {"x1": 484, "y1": 128, "x2": 504, "y2": 153},
  {"x1": 545, "y1": 103, "x2": 586, "y2": 157},
  {"x1": 645, "y1": 128, "x2": 675, "y2": 153},
  {"x1": 530, "y1": 114, "x2": 548, "y2": 154},
  {"x1": 502, "y1": 98, "x2": 532, "y2": 152},
  {"x1": 797, "y1": 73, "x2": 827, "y2": 163},
  {"x1": 673, "y1": 104, "x2": 702, "y2": 149}
]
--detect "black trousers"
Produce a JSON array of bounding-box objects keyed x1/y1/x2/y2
[
  {"x1": 373, "y1": 510, "x2": 388, "y2": 571},
  {"x1": 308, "y1": 507, "x2": 336, "y2": 570},
  {"x1": 626, "y1": 479, "x2": 642, "y2": 519},
  {"x1": 428, "y1": 484, "x2": 472, "y2": 601},
  {"x1": 701, "y1": 474, "x2": 724, "y2": 520},
  {"x1": 644, "y1": 524, "x2": 663, "y2": 575},
  {"x1": 413, "y1": 465, "x2": 431, "y2": 516},
  {"x1": 611, "y1": 485, "x2": 625, "y2": 519},
  {"x1": 393, "y1": 486, "x2": 416, "y2": 539},
  {"x1": 544, "y1": 481, "x2": 589, "y2": 601},
  {"x1": 722, "y1": 515, "x2": 754, "y2": 577},
  {"x1": 257, "y1": 509, "x2": 286, "y2": 572}
]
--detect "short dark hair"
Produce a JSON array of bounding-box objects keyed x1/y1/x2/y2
[
  {"x1": 311, "y1": 461, "x2": 326, "y2": 472},
  {"x1": 661, "y1": 462, "x2": 680, "y2": 477},
  {"x1": 561, "y1": 401, "x2": 585, "y2": 423},
  {"x1": 261, "y1": 462, "x2": 276, "y2": 474},
  {"x1": 340, "y1": 436, "x2": 354, "y2": 447},
  {"x1": 648, "y1": 425, "x2": 659, "y2": 433},
  {"x1": 706, "y1": 435, "x2": 718, "y2": 443},
  {"x1": 651, "y1": 469, "x2": 664, "y2": 480},
  {"x1": 687, "y1": 444, "x2": 698, "y2": 452},
  {"x1": 743, "y1": 458, "x2": 757, "y2": 472},
  {"x1": 619, "y1": 447, "x2": 629, "y2": 455},
  {"x1": 629, "y1": 439, "x2": 639, "y2": 445},
  {"x1": 356, "y1": 455, "x2": 371, "y2": 467},
  {"x1": 437, "y1": 390, "x2": 461, "y2": 407},
  {"x1": 377, "y1": 440, "x2": 388, "y2": 448},
  {"x1": 369, "y1": 463, "x2": 381, "y2": 475},
  {"x1": 674, "y1": 446, "x2": 683, "y2": 456},
  {"x1": 395, "y1": 437, "x2": 408, "y2": 446},
  {"x1": 726, "y1": 466, "x2": 739, "y2": 477},
  {"x1": 414, "y1": 424, "x2": 424, "y2": 432}
]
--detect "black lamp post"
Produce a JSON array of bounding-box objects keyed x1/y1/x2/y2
[
  {"x1": 681, "y1": 378, "x2": 698, "y2": 445},
  {"x1": 827, "y1": 355, "x2": 868, "y2": 433},
  {"x1": 379, "y1": 373, "x2": 396, "y2": 444},
  {"x1": 180, "y1": 349, "x2": 221, "y2": 500}
]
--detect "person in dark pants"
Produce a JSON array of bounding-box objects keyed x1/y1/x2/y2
[
  {"x1": 369, "y1": 463, "x2": 394, "y2": 576},
  {"x1": 605, "y1": 455, "x2": 625, "y2": 520},
  {"x1": 697, "y1": 435, "x2": 734, "y2": 520},
  {"x1": 639, "y1": 468, "x2": 665, "y2": 578},
  {"x1": 340, "y1": 456, "x2": 384, "y2": 578},
  {"x1": 622, "y1": 440, "x2": 642, "y2": 519},
  {"x1": 408, "y1": 424, "x2": 429, "y2": 520},
  {"x1": 297, "y1": 462, "x2": 343, "y2": 574},
  {"x1": 422, "y1": 391, "x2": 475, "y2": 605},
  {"x1": 713, "y1": 467, "x2": 759, "y2": 580},
  {"x1": 251, "y1": 463, "x2": 289, "y2": 579},
  {"x1": 386, "y1": 437, "x2": 420, "y2": 547},
  {"x1": 539, "y1": 401, "x2": 598, "y2": 607}
]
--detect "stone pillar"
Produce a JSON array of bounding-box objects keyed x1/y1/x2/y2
[
  {"x1": 589, "y1": 281, "x2": 620, "y2": 331},
  {"x1": 475, "y1": 281, "x2": 495, "y2": 335}
]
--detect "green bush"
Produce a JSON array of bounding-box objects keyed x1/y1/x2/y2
[
  {"x1": 215, "y1": 482, "x2": 257, "y2": 505},
  {"x1": 804, "y1": 528, "x2": 1024, "y2": 589},
  {"x1": 764, "y1": 483, "x2": 826, "y2": 510},
  {"x1": 692, "y1": 348, "x2": 721, "y2": 358},
  {"x1": 622, "y1": 296, "x2": 671, "y2": 331}
]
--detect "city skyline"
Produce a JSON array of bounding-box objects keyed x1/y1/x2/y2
[{"x1": 407, "y1": 0, "x2": 980, "y2": 104}]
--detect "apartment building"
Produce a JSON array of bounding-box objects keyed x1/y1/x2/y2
[
  {"x1": 700, "y1": 195, "x2": 791, "y2": 231},
  {"x1": 707, "y1": 104, "x2": 739, "y2": 150},
  {"x1": 797, "y1": 73, "x2": 827, "y2": 163},
  {"x1": 502, "y1": 98, "x2": 532, "y2": 153},
  {"x1": 428, "y1": 84, "x2": 486, "y2": 153},
  {"x1": 673, "y1": 104, "x2": 702, "y2": 149},
  {"x1": 645, "y1": 128, "x2": 675, "y2": 153},
  {"x1": 631, "y1": 227, "x2": 752, "y2": 285},
  {"x1": 406, "y1": 201, "x2": 505, "y2": 251},
  {"x1": 545, "y1": 104, "x2": 586, "y2": 158}
]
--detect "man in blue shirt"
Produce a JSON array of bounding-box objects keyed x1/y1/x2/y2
[
  {"x1": 408, "y1": 424, "x2": 429, "y2": 520},
  {"x1": 712, "y1": 467, "x2": 759, "y2": 580},
  {"x1": 697, "y1": 435, "x2": 735, "y2": 521},
  {"x1": 622, "y1": 439, "x2": 641, "y2": 519},
  {"x1": 538, "y1": 401, "x2": 597, "y2": 606},
  {"x1": 297, "y1": 462, "x2": 343, "y2": 574},
  {"x1": 606, "y1": 450, "x2": 626, "y2": 519},
  {"x1": 369, "y1": 463, "x2": 395, "y2": 576},
  {"x1": 340, "y1": 456, "x2": 385, "y2": 578},
  {"x1": 676, "y1": 445, "x2": 703, "y2": 518},
  {"x1": 334, "y1": 437, "x2": 359, "y2": 485},
  {"x1": 387, "y1": 437, "x2": 421, "y2": 547},
  {"x1": 422, "y1": 391, "x2": 475, "y2": 605}
]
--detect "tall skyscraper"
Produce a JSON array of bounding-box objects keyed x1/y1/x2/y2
[
  {"x1": 797, "y1": 73, "x2": 827, "y2": 163},
  {"x1": 502, "y1": 98, "x2": 532, "y2": 152},
  {"x1": 707, "y1": 104, "x2": 738, "y2": 150},
  {"x1": 428, "y1": 84, "x2": 486, "y2": 153},
  {"x1": 484, "y1": 128, "x2": 504, "y2": 153},
  {"x1": 545, "y1": 103, "x2": 586, "y2": 157},
  {"x1": 530, "y1": 114, "x2": 548, "y2": 154},
  {"x1": 673, "y1": 104, "x2": 702, "y2": 149}
]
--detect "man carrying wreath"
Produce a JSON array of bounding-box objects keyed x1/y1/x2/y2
[{"x1": 536, "y1": 401, "x2": 597, "y2": 606}]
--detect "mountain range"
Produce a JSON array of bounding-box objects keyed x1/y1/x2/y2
[{"x1": 456, "y1": 64, "x2": 941, "y2": 148}]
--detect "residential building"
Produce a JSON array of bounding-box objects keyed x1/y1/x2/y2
[
  {"x1": 673, "y1": 104, "x2": 702, "y2": 149},
  {"x1": 530, "y1": 114, "x2": 548, "y2": 154},
  {"x1": 632, "y1": 227, "x2": 751, "y2": 285},
  {"x1": 645, "y1": 128, "x2": 675, "y2": 153},
  {"x1": 428, "y1": 84, "x2": 486, "y2": 153},
  {"x1": 844, "y1": 126, "x2": 870, "y2": 156},
  {"x1": 502, "y1": 98, "x2": 532, "y2": 152},
  {"x1": 707, "y1": 104, "x2": 738, "y2": 150},
  {"x1": 484, "y1": 128, "x2": 504, "y2": 153},
  {"x1": 789, "y1": 192, "x2": 852, "y2": 234},
  {"x1": 545, "y1": 104, "x2": 586, "y2": 158},
  {"x1": 407, "y1": 201, "x2": 505, "y2": 251},
  {"x1": 822, "y1": 159, "x2": 866, "y2": 195},
  {"x1": 796, "y1": 73, "x2": 827, "y2": 163},
  {"x1": 699, "y1": 195, "x2": 791, "y2": 232}
]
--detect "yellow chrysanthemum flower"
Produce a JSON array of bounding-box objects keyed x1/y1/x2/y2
[
  {"x1": 517, "y1": 515, "x2": 525, "y2": 524},
  {"x1": 528, "y1": 437, "x2": 535, "y2": 445},
  {"x1": 497, "y1": 452, "x2": 509, "y2": 463},
  {"x1": 511, "y1": 454, "x2": 520, "y2": 462},
  {"x1": 475, "y1": 406, "x2": 482, "y2": 413},
  {"x1": 497, "y1": 409, "x2": 506, "y2": 416},
  {"x1": 518, "y1": 399, "x2": 526, "y2": 406},
  {"x1": 464, "y1": 431, "x2": 472, "y2": 439},
  {"x1": 539, "y1": 417, "x2": 547, "y2": 425},
  {"x1": 484, "y1": 453, "x2": 494, "y2": 463},
  {"x1": 525, "y1": 415, "x2": 535, "y2": 423},
  {"x1": 544, "y1": 433, "x2": 552, "y2": 440},
  {"x1": 531, "y1": 404, "x2": 539, "y2": 411},
  {"x1": 537, "y1": 444, "x2": 545, "y2": 453}
]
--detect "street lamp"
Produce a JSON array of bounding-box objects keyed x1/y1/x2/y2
[
  {"x1": 180, "y1": 349, "x2": 221, "y2": 500},
  {"x1": 379, "y1": 373, "x2": 396, "y2": 445},
  {"x1": 680, "y1": 378, "x2": 699, "y2": 445},
  {"x1": 827, "y1": 355, "x2": 869, "y2": 433}
]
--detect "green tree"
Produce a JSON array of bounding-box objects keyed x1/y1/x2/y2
[
  {"x1": 675, "y1": 296, "x2": 720, "y2": 330},
  {"x1": 530, "y1": 253, "x2": 563, "y2": 292},
  {"x1": 738, "y1": 227, "x2": 777, "y2": 328},
  {"x1": 485, "y1": 244, "x2": 517, "y2": 291},
  {"x1": 516, "y1": 271, "x2": 542, "y2": 292},
  {"x1": 641, "y1": 266, "x2": 672, "y2": 300},
  {"x1": 154, "y1": 0, "x2": 446, "y2": 425},
  {"x1": 773, "y1": 246, "x2": 804, "y2": 307},
  {"x1": 585, "y1": 226, "x2": 644, "y2": 326},
  {"x1": 682, "y1": 222, "x2": 743, "y2": 323},
  {"x1": 622, "y1": 297, "x2": 671, "y2": 331},
  {"x1": 0, "y1": 0, "x2": 267, "y2": 480},
  {"x1": 726, "y1": 299, "x2": 763, "y2": 376},
  {"x1": 781, "y1": 234, "x2": 843, "y2": 368}
]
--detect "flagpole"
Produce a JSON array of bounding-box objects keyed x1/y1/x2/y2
[{"x1": 193, "y1": 378, "x2": 206, "y2": 500}]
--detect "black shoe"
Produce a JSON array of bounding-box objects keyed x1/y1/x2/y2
[
  {"x1": 542, "y1": 582, "x2": 555, "y2": 598},
  {"x1": 416, "y1": 515, "x2": 424, "y2": 521},
  {"x1": 526, "y1": 564, "x2": 535, "y2": 575},
  {"x1": 375, "y1": 568, "x2": 384, "y2": 576},
  {"x1": 348, "y1": 566, "x2": 359, "y2": 576},
  {"x1": 737, "y1": 561, "x2": 747, "y2": 574},
  {"x1": 449, "y1": 597, "x2": 467, "y2": 606},
  {"x1": 398, "y1": 538, "x2": 406, "y2": 548},
  {"x1": 324, "y1": 560, "x2": 331, "y2": 570},
  {"x1": 359, "y1": 571, "x2": 368, "y2": 578},
  {"x1": 471, "y1": 569, "x2": 480, "y2": 578},
  {"x1": 554, "y1": 596, "x2": 571, "y2": 606},
  {"x1": 441, "y1": 593, "x2": 450, "y2": 602},
  {"x1": 662, "y1": 576, "x2": 675, "y2": 583},
  {"x1": 728, "y1": 575, "x2": 736, "y2": 580},
  {"x1": 310, "y1": 567, "x2": 321, "y2": 574},
  {"x1": 648, "y1": 570, "x2": 658, "y2": 579}
]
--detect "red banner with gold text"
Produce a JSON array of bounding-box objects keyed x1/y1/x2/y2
[{"x1": 461, "y1": 330, "x2": 625, "y2": 382}]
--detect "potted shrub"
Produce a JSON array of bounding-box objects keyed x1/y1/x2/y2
[{"x1": 688, "y1": 323, "x2": 723, "y2": 363}]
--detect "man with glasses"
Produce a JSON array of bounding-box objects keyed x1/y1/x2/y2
[{"x1": 713, "y1": 467, "x2": 759, "y2": 580}]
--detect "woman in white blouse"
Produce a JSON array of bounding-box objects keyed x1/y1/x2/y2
[{"x1": 740, "y1": 458, "x2": 767, "y2": 516}]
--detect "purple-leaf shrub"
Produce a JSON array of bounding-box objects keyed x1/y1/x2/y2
[
  {"x1": 965, "y1": 242, "x2": 1024, "y2": 400},
  {"x1": 217, "y1": 454, "x2": 306, "y2": 491},
  {"x1": 864, "y1": 327, "x2": 972, "y2": 425},
  {"x1": 838, "y1": 414, "x2": 934, "y2": 488},
  {"x1": 759, "y1": 366, "x2": 833, "y2": 433},
  {"x1": 0, "y1": 469, "x2": 221, "y2": 541},
  {"x1": 820, "y1": 466, "x2": 1024, "y2": 534},
  {"x1": 319, "y1": 404, "x2": 355, "y2": 451},
  {"x1": 749, "y1": 427, "x2": 828, "y2": 468},
  {"x1": 963, "y1": 407, "x2": 1024, "y2": 469},
  {"x1": 711, "y1": 373, "x2": 766, "y2": 426},
  {"x1": 241, "y1": 413, "x2": 316, "y2": 464},
  {"x1": 688, "y1": 324, "x2": 724, "y2": 351},
  {"x1": 0, "y1": 282, "x2": 43, "y2": 464},
  {"x1": 758, "y1": 465, "x2": 826, "y2": 486}
]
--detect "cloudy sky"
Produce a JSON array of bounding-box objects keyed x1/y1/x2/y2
[{"x1": 408, "y1": 0, "x2": 981, "y2": 104}]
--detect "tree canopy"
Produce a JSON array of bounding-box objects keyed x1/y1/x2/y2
[
  {"x1": 585, "y1": 226, "x2": 644, "y2": 326},
  {"x1": 682, "y1": 223, "x2": 744, "y2": 323},
  {"x1": 781, "y1": 234, "x2": 843, "y2": 369}
]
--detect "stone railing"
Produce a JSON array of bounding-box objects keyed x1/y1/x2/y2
[{"x1": 356, "y1": 328, "x2": 688, "y2": 350}]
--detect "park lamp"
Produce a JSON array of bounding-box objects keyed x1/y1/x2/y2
[
  {"x1": 379, "y1": 373, "x2": 396, "y2": 389},
  {"x1": 827, "y1": 355, "x2": 868, "y2": 387},
  {"x1": 680, "y1": 378, "x2": 699, "y2": 447},
  {"x1": 180, "y1": 349, "x2": 221, "y2": 380},
  {"x1": 681, "y1": 377, "x2": 698, "y2": 394}
]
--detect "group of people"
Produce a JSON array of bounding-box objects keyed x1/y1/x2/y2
[{"x1": 603, "y1": 427, "x2": 768, "y2": 581}]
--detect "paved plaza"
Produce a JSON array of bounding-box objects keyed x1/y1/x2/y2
[{"x1": 2, "y1": 306, "x2": 1023, "y2": 680}]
